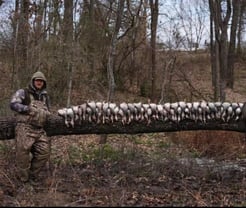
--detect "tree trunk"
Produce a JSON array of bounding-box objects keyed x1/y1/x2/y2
[
  {"x1": 11, "y1": 0, "x2": 20, "y2": 89},
  {"x1": 149, "y1": 0, "x2": 158, "y2": 102},
  {"x1": 209, "y1": 0, "x2": 216, "y2": 90},
  {"x1": 63, "y1": 0, "x2": 74, "y2": 107},
  {"x1": 16, "y1": 0, "x2": 30, "y2": 87},
  {"x1": 227, "y1": 0, "x2": 240, "y2": 89},
  {"x1": 107, "y1": 0, "x2": 125, "y2": 101},
  {"x1": 237, "y1": 0, "x2": 246, "y2": 55},
  {"x1": 209, "y1": 0, "x2": 231, "y2": 102}
]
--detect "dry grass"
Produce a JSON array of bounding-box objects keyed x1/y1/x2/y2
[{"x1": 169, "y1": 131, "x2": 246, "y2": 160}]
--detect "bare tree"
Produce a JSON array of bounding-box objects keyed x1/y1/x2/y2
[
  {"x1": 99, "y1": 0, "x2": 125, "y2": 145},
  {"x1": 209, "y1": 0, "x2": 231, "y2": 101},
  {"x1": 237, "y1": 1, "x2": 246, "y2": 55},
  {"x1": 159, "y1": 55, "x2": 176, "y2": 104},
  {"x1": 209, "y1": 0, "x2": 244, "y2": 100},
  {"x1": 16, "y1": 0, "x2": 30, "y2": 87},
  {"x1": 227, "y1": 0, "x2": 241, "y2": 89},
  {"x1": 107, "y1": 0, "x2": 125, "y2": 101},
  {"x1": 164, "y1": 0, "x2": 208, "y2": 51},
  {"x1": 63, "y1": 0, "x2": 74, "y2": 107},
  {"x1": 209, "y1": 0, "x2": 220, "y2": 100},
  {"x1": 175, "y1": 0, "x2": 207, "y2": 51},
  {"x1": 149, "y1": 0, "x2": 158, "y2": 102},
  {"x1": 11, "y1": 0, "x2": 20, "y2": 88}
]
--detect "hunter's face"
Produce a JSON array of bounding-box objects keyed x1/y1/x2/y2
[{"x1": 34, "y1": 79, "x2": 44, "y2": 90}]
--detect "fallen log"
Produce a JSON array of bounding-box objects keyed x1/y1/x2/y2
[
  {"x1": 0, "y1": 114, "x2": 246, "y2": 140},
  {"x1": 1, "y1": 101, "x2": 246, "y2": 140}
]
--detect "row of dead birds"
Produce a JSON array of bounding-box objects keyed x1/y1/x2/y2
[{"x1": 57, "y1": 101, "x2": 244, "y2": 127}]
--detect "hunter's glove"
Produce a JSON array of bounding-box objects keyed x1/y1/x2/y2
[{"x1": 28, "y1": 105, "x2": 39, "y2": 116}]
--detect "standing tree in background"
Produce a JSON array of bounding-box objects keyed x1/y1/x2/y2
[
  {"x1": 209, "y1": 0, "x2": 242, "y2": 101},
  {"x1": 99, "y1": 0, "x2": 125, "y2": 145},
  {"x1": 149, "y1": 0, "x2": 158, "y2": 102},
  {"x1": 227, "y1": 0, "x2": 241, "y2": 89},
  {"x1": 62, "y1": 0, "x2": 74, "y2": 107},
  {"x1": 107, "y1": 0, "x2": 125, "y2": 101},
  {"x1": 15, "y1": 0, "x2": 30, "y2": 88},
  {"x1": 237, "y1": 1, "x2": 246, "y2": 55},
  {"x1": 82, "y1": 0, "x2": 96, "y2": 79},
  {"x1": 209, "y1": 0, "x2": 231, "y2": 101},
  {"x1": 11, "y1": 0, "x2": 20, "y2": 88}
]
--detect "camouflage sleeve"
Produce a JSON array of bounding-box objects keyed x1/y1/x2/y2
[{"x1": 9, "y1": 89, "x2": 29, "y2": 113}]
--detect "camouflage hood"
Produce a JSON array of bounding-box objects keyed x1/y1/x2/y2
[{"x1": 30, "y1": 71, "x2": 47, "y2": 90}]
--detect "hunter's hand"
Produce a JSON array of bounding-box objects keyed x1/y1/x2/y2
[{"x1": 28, "y1": 105, "x2": 38, "y2": 116}]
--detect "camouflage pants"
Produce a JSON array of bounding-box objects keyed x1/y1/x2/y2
[{"x1": 15, "y1": 122, "x2": 50, "y2": 182}]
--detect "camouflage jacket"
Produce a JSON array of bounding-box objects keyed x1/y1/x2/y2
[{"x1": 10, "y1": 85, "x2": 50, "y2": 114}]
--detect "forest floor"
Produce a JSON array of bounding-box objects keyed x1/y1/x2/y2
[
  {"x1": 0, "y1": 52, "x2": 246, "y2": 206},
  {"x1": 0, "y1": 132, "x2": 246, "y2": 206}
]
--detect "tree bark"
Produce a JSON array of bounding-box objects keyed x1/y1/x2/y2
[
  {"x1": 237, "y1": 0, "x2": 245, "y2": 55},
  {"x1": 227, "y1": 0, "x2": 240, "y2": 89},
  {"x1": 16, "y1": 0, "x2": 30, "y2": 87},
  {"x1": 209, "y1": 0, "x2": 231, "y2": 101},
  {"x1": 149, "y1": 0, "x2": 158, "y2": 102},
  {"x1": 1, "y1": 114, "x2": 245, "y2": 141},
  {"x1": 107, "y1": 0, "x2": 125, "y2": 101}
]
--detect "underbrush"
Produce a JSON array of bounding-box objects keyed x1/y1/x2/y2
[
  {"x1": 169, "y1": 131, "x2": 246, "y2": 160},
  {"x1": 0, "y1": 132, "x2": 245, "y2": 206}
]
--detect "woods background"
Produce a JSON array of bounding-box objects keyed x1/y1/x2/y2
[
  {"x1": 0, "y1": 0, "x2": 246, "y2": 206},
  {"x1": 0, "y1": 0, "x2": 246, "y2": 116}
]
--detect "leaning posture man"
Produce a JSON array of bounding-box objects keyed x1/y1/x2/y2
[{"x1": 10, "y1": 71, "x2": 51, "y2": 184}]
